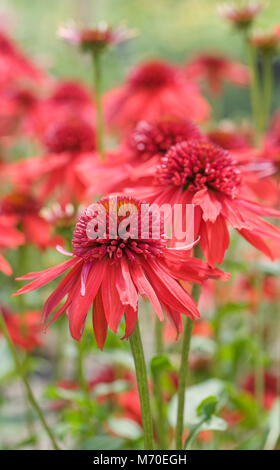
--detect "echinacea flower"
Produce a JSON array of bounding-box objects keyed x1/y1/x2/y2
[
  {"x1": 128, "y1": 140, "x2": 280, "y2": 267},
  {"x1": 249, "y1": 28, "x2": 280, "y2": 54},
  {"x1": 104, "y1": 60, "x2": 210, "y2": 130},
  {"x1": 242, "y1": 371, "x2": 279, "y2": 410},
  {"x1": 59, "y1": 21, "x2": 135, "y2": 52},
  {"x1": 219, "y1": 2, "x2": 262, "y2": 29},
  {"x1": 13, "y1": 195, "x2": 228, "y2": 349},
  {"x1": 0, "y1": 306, "x2": 43, "y2": 351},
  {"x1": 0, "y1": 30, "x2": 45, "y2": 86},
  {"x1": 0, "y1": 215, "x2": 25, "y2": 275},
  {"x1": 78, "y1": 118, "x2": 203, "y2": 197},
  {"x1": 0, "y1": 192, "x2": 63, "y2": 250},
  {"x1": 185, "y1": 54, "x2": 249, "y2": 95},
  {"x1": 10, "y1": 115, "x2": 96, "y2": 204}
]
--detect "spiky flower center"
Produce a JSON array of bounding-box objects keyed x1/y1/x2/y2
[
  {"x1": 156, "y1": 140, "x2": 242, "y2": 198},
  {"x1": 129, "y1": 119, "x2": 202, "y2": 160},
  {"x1": 72, "y1": 196, "x2": 166, "y2": 262},
  {"x1": 129, "y1": 61, "x2": 176, "y2": 89},
  {"x1": 44, "y1": 117, "x2": 95, "y2": 154}
]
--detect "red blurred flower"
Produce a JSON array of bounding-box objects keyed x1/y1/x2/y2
[
  {"x1": 0, "y1": 306, "x2": 43, "y2": 351},
  {"x1": 0, "y1": 215, "x2": 25, "y2": 275},
  {"x1": 249, "y1": 28, "x2": 280, "y2": 54},
  {"x1": 78, "y1": 118, "x2": 203, "y2": 197},
  {"x1": 0, "y1": 192, "x2": 63, "y2": 250},
  {"x1": 129, "y1": 140, "x2": 280, "y2": 267},
  {"x1": 0, "y1": 30, "x2": 45, "y2": 86},
  {"x1": 185, "y1": 54, "x2": 249, "y2": 95},
  {"x1": 14, "y1": 195, "x2": 227, "y2": 348},
  {"x1": 104, "y1": 60, "x2": 210, "y2": 130},
  {"x1": 242, "y1": 372, "x2": 278, "y2": 410},
  {"x1": 10, "y1": 115, "x2": 96, "y2": 204},
  {"x1": 207, "y1": 126, "x2": 252, "y2": 151}
]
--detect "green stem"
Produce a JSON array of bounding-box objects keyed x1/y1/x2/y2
[
  {"x1": 154, "y1": 318, "x2": 167, "y2": 449},
  {"x1": 247, "y1": 41, "x2": 263, "y2": 143},
  {"x1": 92, "y1": 51, "x2": 105, "y2": 160},
  {"x1": 77, "y1": 339, "x2": 88, "y2": 395},
  {"x1": 175, "y1": 247, "x2": 202, "y2": 450},
  {"x1": 0, "y1": 310, "x2": 60, "y2": 450},
  {"x1": 155, "y1": 318, "x2": 163, "y2": 355},
  {"x1": 129, "y1": 319, "x2": 154, "y2": 450},
  {"x1": 263, "y1": 53, "x2": 273, "y2": 133},
  {"x1": 254, "y1": 276, "x2": 264, "y2": 405}
]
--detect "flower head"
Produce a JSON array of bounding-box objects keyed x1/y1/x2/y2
[
  {"x1": 59, "y1": 21, "x2": 134, "y2": 52},
  {"x1": 185, "y1": 54, "x2": 249, "y2": 95},
  {"x1": 129, "y1": 140, "x2": 280, "y2": 266},
  {"x1": 14, "y1": 195, "x2": 228, "y2": 349},
  {"x1": 0, "y1": 192, "x2": 63, "y2": 250},
  {"x1": 242, "y1": 371, "x2": 278, "y2": 409},
  {"x1": 219, "y1": 2, "x2": 263, "y2": 29},
  {"x1": 77, "y1": 118, "x2": 203, "y2": 197},
  {"x1": 44, "y1": 116, "x2": 96, "y2": 154},
  {"x1": 104, "y1": 60, "x2": 210, "y2": 130},
  {"x1": 249, "y1": 28, "x2": 280, "y2": 54}
]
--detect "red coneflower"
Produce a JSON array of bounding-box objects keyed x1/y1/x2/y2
[
  {"x1": 10, "y1": 115, "x2": 96, "y2": 204},
  {"x1": 0, "y1": 192, "x2": 63, "y2": 250},
  {"x1": 59, "y1": 21, "x2": 135, "y2": 51},
  {"x1": 78, "y1": 118, "x2": 203, "y2": 197},
  {"x1": 0, "y1": 30, "x2": 45, "y2": 86},
  {"x1": 0, "y1": 215, "x2": 25, "y2": 275},
  {"x1": 13, "y1": 195, "x2": 228, "y2": 349},
  {"x1": 104, "y1": 60, "x2": 210, "y2": 130},
  {"x1": 0, "y1": 306, "x2": 43, "y2": 351},
  {"x1": 242, "y1": 372, "x2": 279, "y2": 410},
  {"x1": 185, "y1": 54, "x2": 249, "y2": 95},
  {"x1": 128, "y1": 140, "x2": 280, "y2": 267},
  {"x1": 219, "y1": 2, "x2": 262, "y2": 29}
]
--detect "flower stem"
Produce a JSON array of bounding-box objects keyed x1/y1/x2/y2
[
  {"x1": 129, "y1": 319, "x2": 154, "y2": 449},
  {"x1": 154, "y1": 318, "x2": 167, "y2": 449},
  {"x1": 246, "y1": 40, "x2": 262, "y2": 143},
  {"x1": 92, "y1": 51, "x2": 105, "y2": 160},
  {"x1": 263, "y1": 53, "x2": 273, "y2": 133},
  {"x1": 0, "y1": 310, "x2": 60, "y2": 450},
  {"x1": 175, "y1": 247, "x2": 201, "y2": 450}
]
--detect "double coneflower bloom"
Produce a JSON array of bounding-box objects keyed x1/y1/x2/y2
[
  {"x1": 128, "y1": 140, "x2": 280, "y2": 267},
  {"x1": 104, "y1": 60, "x2": 210, "y2": 130},
  {"x1": 14, "y1": 195, "x2": 228, "y2": 349}
]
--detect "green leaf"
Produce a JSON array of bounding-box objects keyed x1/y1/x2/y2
[
  {"x1": 150, "y1": 354, "x2": 173, "y2": 378},
  {"x1": 197, "y1": 396, "x2": 218, "y2": 420}
]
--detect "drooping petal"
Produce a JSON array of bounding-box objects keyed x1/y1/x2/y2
[
  {"x1": 131, "y1": 262, "x2": 163, "y2": 321},
  {"x1": 142, "y1": 259, "x2": 199, "y2": 320},
  {"x1": 122, "y1": 305, "x2": 138, "y2": 339},
  {"x1": 67, "y1": 260, "x2": 106, "y2": 341},
  {"x1": 199, "y1": 216, "x2": 230, "y2": 267},
  {"x1": 42, "y1": 259, "x2": 83, "y2": 323},
  {"x1": 92, "y1": 288, "x2": 108, "y2": 350},
  {"x1": 101, "y1": 264, "x2": 124, "y2": 332},
  {"x1": 115, "y1": 257, "x2": 138, "y2": 311},
  {"x1": 13, "y1": 258, "x2": 78, "y2": 295},
  {"x1": 192, "y1": 188, "x2": 222, "y2": 223},
  {"x1": 238, "y1": 229, "x2": 274, "y2": 259}
]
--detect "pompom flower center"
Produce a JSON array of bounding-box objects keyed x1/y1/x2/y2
[
  {"x1": 72, "y1": 196, "x2": 166, "y2": 262},
  {"x1": 44, "y1": 118, "x2": 95, "y2": 154},
  {"x1": 129, "y1": 119, "x2": 202, "y2": 160},
  {"x1": 156, "y1": 140, "x2": 242, "y2": 198},
  {"x1": 129, "y1": 61, "x2": 176, "y2": 89}
]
